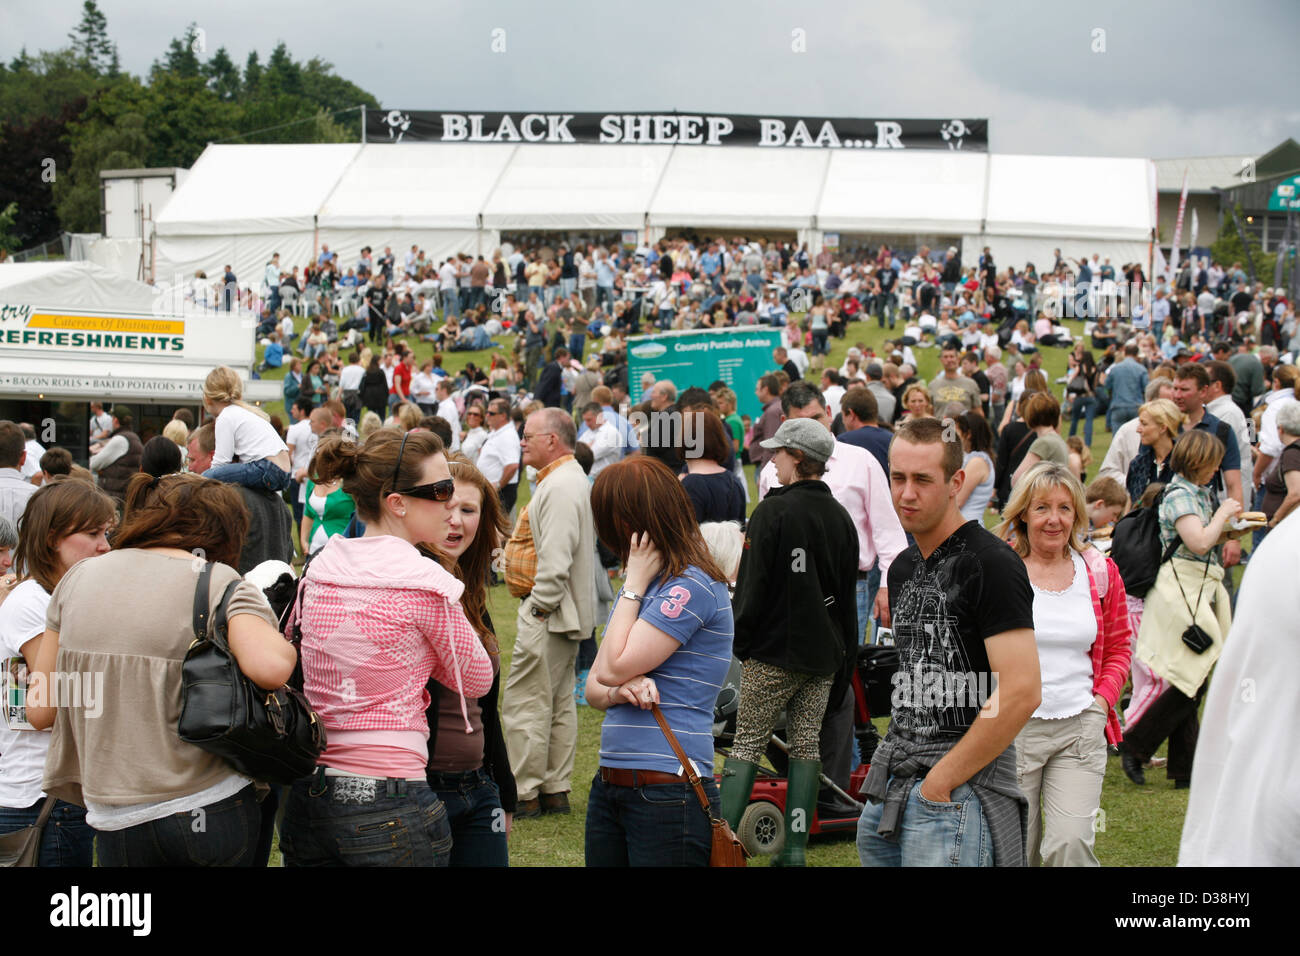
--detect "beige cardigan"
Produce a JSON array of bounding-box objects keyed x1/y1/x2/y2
[{"x1": 1137, "y1": 556, "x2": 1231, "y2": 697}]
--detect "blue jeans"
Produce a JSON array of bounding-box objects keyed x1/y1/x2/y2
[
  {"x1": 875, "y1": 293, "x2": 896, "y2": 328},
  {"x1": 280, "y1": 771, "x2": 452, "y2": 867},
  {"x1": 856, "y1": 566, "x2": 881, "y2": 645},
  {"x1": 561, "y1": 277, "x2": 577, "y2": 299},
  {"x1": 0, "y1": 798, "x2": 94, "y2": 867},
  {"x1": 585, "y1": 774, "x2": 717, "y2": 867},
  {"x1": 204, "y1": 458, "x2": 293, "y2": 492},
  {"x1": 96, "y1": 784, "x2": 263, "y2": 867},
  {"x1": 1251, "y1": 484, "x2": 1270, "y2": 552},
  {"x1": 857, "y1": 779, "x2": 993, "y2": 867},
  {"x1": 426, "y1": 768, "x2": 508, "y2": 867},
  {"x1": 576, "y1": 634, "x2": 598, "y2": 672},
  {"x1": 568, "y1": 332, "x2": 586, "y2": 361},
  {"x1": 596, "y1": 285, "x2": 616, "y2": 314},
  {"x1": 812, "y1": 329, "x2": 829, "y2": 356},
  {"x1": 1107, "y1": 403, "x2": 1139, "y2": 434},
  {"x1": 1068, "y1": 394, "x2": 1098, "y2": 447}
]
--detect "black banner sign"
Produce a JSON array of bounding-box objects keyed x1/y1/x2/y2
[{"x1": 365, "y1": 110, "x2": 988, "y2": 152}]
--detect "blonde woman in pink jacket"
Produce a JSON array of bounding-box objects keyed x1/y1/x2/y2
[{"x1": 281, "y1": 428, "x2": 493, "y2": 867}]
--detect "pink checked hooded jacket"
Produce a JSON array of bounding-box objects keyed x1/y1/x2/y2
[{"x1": 292, "y1": 535, "x2": 494, "y2": 778}]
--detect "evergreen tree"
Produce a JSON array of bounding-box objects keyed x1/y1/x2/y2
[
  {"x1": 67, "y1": 1, "x2": 118, "y2": 75},
  {"x1": 264, "y1": 42, "x2": 302, "y2": 96},
  {"x1": 155, "y1": 24, "x2": 202, "y2": 79},
  {"x1": 203, "y1": 47, "x2": 241, "y2": 101},
  {"x1": 243, "y1": 50, "x2": 263, "y2": 95}
]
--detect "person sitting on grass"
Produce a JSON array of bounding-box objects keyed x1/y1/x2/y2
[{"x1": 259, "y1": 330, "x2": 285, "y2": 372}]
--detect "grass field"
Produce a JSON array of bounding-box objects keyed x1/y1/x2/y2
[{"x1": 258, "y1": 312, "x2": 1201, "y2": 867}]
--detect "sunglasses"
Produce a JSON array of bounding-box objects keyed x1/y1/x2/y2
[
  {"x1": 396, "y1": 479, "x2": 456, "y2": 502},
  {"x1": 391, "y1": 432, "x2": 455, "y2": 502}
]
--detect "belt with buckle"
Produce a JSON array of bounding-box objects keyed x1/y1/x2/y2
[{"x1": 599, "y1": 767, "x2": 689, "y2": 787}]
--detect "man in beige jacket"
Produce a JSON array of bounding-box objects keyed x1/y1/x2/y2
[{"x1": 502, "y1": 408, "x2": 595, "y2": 817}]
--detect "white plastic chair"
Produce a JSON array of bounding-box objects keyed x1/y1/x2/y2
[
  {"x1": 334, "y1": 290, "x2": 356, "y2": 317},
  {"x1": 280, "y1": 286, "x2": 299, "y2": 315},
  {"x1": 300, "y1": 287, "x2": 320, "y2": 317}
]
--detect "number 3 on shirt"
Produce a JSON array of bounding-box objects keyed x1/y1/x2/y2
[{"x1": 659, "y1": 585, "x2": 691, "y2": 619}]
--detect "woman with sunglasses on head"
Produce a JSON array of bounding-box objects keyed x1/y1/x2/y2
[
  {"x1": 419, "y1": 455, "x2": 515, "y2": 865},
  {"x1": 280, "y1": 429, "x2": 494, "y2": 867}
]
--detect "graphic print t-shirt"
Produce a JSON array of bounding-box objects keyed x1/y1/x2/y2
[
  {"x1": 598, "y1": 567, "x2": 733, "y2": 776},
  {"x1": 886, "y1": 521, "x2": 1034, "y2": 740}
]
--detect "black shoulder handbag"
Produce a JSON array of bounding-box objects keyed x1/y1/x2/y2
[{"x1": 178, "y1": 563, "x2": 326, "y2": 784}]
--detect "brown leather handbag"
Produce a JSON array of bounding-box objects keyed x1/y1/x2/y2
[
  {"x1": 0, "y1": 795, "x2": 56, "y2": 867},
  {"x1": 650, "y1": 704, "x2": 748, "y2": 867}
]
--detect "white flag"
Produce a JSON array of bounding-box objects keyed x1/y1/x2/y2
[{"x1": 1189, "y1": 209, "x2": 1200, "y2": 260}]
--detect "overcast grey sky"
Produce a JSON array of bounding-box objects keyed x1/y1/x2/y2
[{"x1": 5, "y1": 0, "x2": 1298, "y2": 158}]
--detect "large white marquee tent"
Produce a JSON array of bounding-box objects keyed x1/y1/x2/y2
[{"x1": 154, "y1": 143, "x2": 1157, "y2": 284}]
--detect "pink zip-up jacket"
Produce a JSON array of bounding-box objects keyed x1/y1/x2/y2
[
  {"x1": 293, "y1": 535, "x2": 493, "y2": 778},
  {"x1": 1080, "y1": 547, "x2": 1133, "y2": 744}
]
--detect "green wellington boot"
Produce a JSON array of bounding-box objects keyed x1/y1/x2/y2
[
  {"x1": 718, "y1": 757, "x2": 760, "y2": 830},
  {"x1": 774, "y1": 758, "x2": 821, "y2": 867}
]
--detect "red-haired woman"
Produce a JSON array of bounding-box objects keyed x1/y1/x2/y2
[
  {"x1": 420, "y1": 455, "x2": 516, "y2": 866},
  {"x1": 583, "y1": 456, "x2": 734, "y2": 867}
]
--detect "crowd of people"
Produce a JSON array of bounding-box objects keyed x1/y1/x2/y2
[{"x1": 0, "y1": 227, "x2": 1293, "y2": 868}]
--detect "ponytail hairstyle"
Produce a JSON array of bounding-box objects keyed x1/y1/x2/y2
[
  {"x1": 203, "y1": 366, "x2": 270, "y2": 421},
  {"x1": 312, "y1": 426, "x2": 445, "y2": 525},
  {"x1": 114, "y1": 472, "x2": 248, "y2": 569}
]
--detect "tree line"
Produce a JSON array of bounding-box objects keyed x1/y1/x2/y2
[{"x1": 0, "y1": 1, "x2": 380, "y2": 252}]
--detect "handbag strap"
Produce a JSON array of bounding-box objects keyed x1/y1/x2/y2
[
  {"x1": 649, "y1": 704, "x2": 713, "y2": 817},
  {"x1": 1170, "y1": 553, "x2": 1212, "y2": 623},
  {"x1": 192, "y1": 562, "x2": 214, "y2": 641},
  {"x1": 191, "y1": 562, "x2": 242, "y2": 651},
  {"x1": 33, "y1": 794, "x2": 57, "y2": 828}
]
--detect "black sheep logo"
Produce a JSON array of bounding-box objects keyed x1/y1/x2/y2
[{"x1": 940, "y1": 119, "x2": 969, "y2": 150}]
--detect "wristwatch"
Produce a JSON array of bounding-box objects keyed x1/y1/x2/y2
[
  {"x1": 619, "y1": 588, "x2": 646, "y2": 604},
  {"x1": 530, "y1": 603, "x2": 551, "y2": 620}
]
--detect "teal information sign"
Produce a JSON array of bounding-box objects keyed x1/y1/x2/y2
[
  {"x1": 1268, "y1": 175, "x2": 1300, "y2": 211},
  {"x1": 627, "y1": 327, "x2": 783, "y2": 420}
]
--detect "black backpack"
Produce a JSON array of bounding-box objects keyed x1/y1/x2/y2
[{"x1": 1109, "y1": 489, "x2": 1179, "y2": 598}]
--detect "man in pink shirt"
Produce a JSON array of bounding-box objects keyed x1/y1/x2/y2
[{"x1": 756, "y1": 380, "x2": 907, "y2": 813}]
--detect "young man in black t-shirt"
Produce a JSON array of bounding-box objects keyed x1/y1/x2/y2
[{"x1": 857, "y1": 417, "x2": 1040, "y2": 867}]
